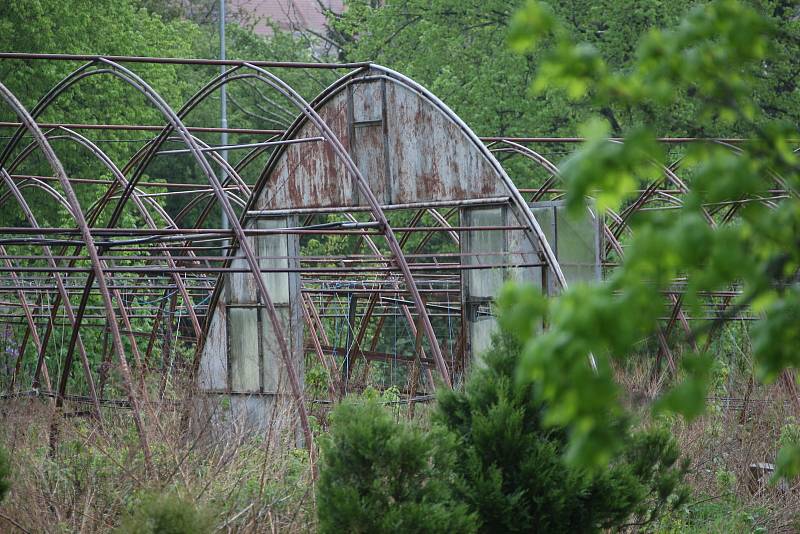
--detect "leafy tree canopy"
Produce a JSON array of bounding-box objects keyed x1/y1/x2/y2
[
  {"x1": 499, "y1": 0, "x2": 800, "y2": 479},
  {"x1": 333, "y1": 0, "x2": 800, "y2": 137}
]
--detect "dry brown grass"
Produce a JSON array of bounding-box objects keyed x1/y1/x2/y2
[
  {"x1": 2, "y1": 353, "x2": 799, "y2": 533},
  {"x1": 616, "y1": 358, "x2": 800, "y2": 532},
  {"x1": 0, "y1": 390, "x2": 317, "y2": 533}
]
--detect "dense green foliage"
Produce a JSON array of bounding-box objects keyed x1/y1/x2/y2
[
  {"x1": 333, "y1": 0, "x2": 800, "y2": 137},
  {"x1": 497, "y1": 0, "x2": 800, "y2": 478},
  {"x1": 318, "y1": 333, "x2": 688, "y2": 532},
  {"x1": 0, "y1": 0, "x2": 331, "y2": 223},
  {"x1": 117, "y1": 492, "x2": 213, "y2": 534},
  {"x1": 436, "y1": 333, "x2": 689, "y2": 532},
  {"x1": 317, "y1": 399, "x2": 476, "y2": 533}
]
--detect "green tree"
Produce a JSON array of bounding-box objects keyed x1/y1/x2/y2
[
  {"x1": 332, "y1": 0, "x2": 800, "y2": 138},
  {"x1": 117, "y1": 492, "x2": 213, "y2": 534},
  {"x1": 319, "y1": 333, "x2": 687, "y2": 532},
  {"x1": 436, "y1": 332, "x2": 688, "y2": 532},
  {"x1": 501, "y1": 0, "x2": 800, "y2": 478},
  {"x1": 316, "y1": 399, "x2": 477, "y2": 533}
]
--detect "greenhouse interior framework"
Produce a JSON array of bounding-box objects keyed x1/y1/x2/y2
[{"x1": 0, "y1": 52, "x2": 793, "y2": 455}]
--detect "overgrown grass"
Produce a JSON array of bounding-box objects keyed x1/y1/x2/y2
[
  {"x1": 615, "y1": 355, "x2": 800, "y2": 533},
  {"x1": 0, "y1": 395, "x2": 316, "y2": 532},
  {"x1": 1, "y1": 349, "x2": 798, "y2": 532}
]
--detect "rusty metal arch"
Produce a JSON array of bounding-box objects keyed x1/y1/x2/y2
[
  {"x1": 34, "y1": 130, "x2": 205, "y2": 399},
  {"x1": 192, "y1": 64, "x2": 573, "y2": 398},
  {"x1": 0, "y1": 168, "x2": 105, "y2": 419},
  {"x1": 0, "y1": 60, "x2": 510, "y2": 403},
  {"x1": 0, "y1": 80, "x2": 154, "y2": 468},
  {"x1": 247, "y1": 66, "x2": 568, "y2": 291},
  {"x1": 0, "y1": 125, "x2": 211, "y2": 421},
  {"x1": 1, "y1": 52, "x2": 786, "y2": 455}
]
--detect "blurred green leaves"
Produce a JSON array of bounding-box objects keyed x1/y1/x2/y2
[
  {"x1": 654, "y1": 354, "x2": 712, "y2": 421},
  {"x1": 774, "y1": 444, "x2": 800, "y2": 481},
  {"x1": 752, "y1": 289, "x2": 800, "y2": 384},
  {"x1": 508, "y1": 0, "x2": 557, "y2": 53},
  {"x1": 560, "y1": 121, "x2": 664, "y2": 214},
  {"x1": 504, "y1": 0, "x2": 800, "y2": 478}
]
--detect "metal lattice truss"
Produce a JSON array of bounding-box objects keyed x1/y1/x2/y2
[{"x1": 0, "y1": 53, "x2": 792, "y2": 457}]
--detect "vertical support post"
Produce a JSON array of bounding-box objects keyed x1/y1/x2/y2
[
  {"x1": 219, "y1": 0, "x2": 229, "y2": 240},
  {"x1": 342, "y1": 293, "x2": 358, "y2": 393},
  {"x1": 407, "y1": 305, "x2": 425, "y2": 419}
]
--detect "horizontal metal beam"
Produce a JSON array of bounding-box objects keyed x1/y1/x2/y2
[
  {"x1": 0, "y1": 52, "x2": 368, "y2": 69},
  {"x1": 0, "y1": 121, "x2": 282, "y2": 135}
]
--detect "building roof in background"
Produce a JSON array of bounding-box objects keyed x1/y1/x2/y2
[{"x1": 231, "y1": 0, "x2": 344, "y2": 34}]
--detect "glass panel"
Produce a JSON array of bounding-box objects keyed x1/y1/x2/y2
[
  {"x1": 530, "y1": 201, "x2": 600, "y2": 287},
  {"x1": 227, "y1": 232, "x2": 257, "y2": 304},
  {"x1": 464, "y1": 207, "x2": 506, "y2": 299},
  {"x1": 229, "y1": 307, "x2": 260, "y2": 392},
  {"x1": 198, "y1": 309, "x2": 227, "y2": 390},
  {"x1": 261, "y1": 306, "x2": 292, "y2": 394},
  {"x1": 556, "y1": 206, "x2": 599, "y2": 284},
  {"x1": 257, "y1": 218, "x2": 290, "y2": 304}
]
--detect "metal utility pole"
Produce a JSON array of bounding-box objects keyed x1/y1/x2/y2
[{"x1": 219, "y1": 0, "x2": 229, "y2": 239}]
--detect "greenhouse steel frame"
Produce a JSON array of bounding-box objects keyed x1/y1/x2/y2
[{"x1": 0, "y1": 53, "x2": 793, "y2": 464}]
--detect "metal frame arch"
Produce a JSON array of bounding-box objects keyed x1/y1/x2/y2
[
  {"x1": 54, "y1": 57, "x2": 317, "y2": 451},
  {"x1": 0, "y1": 80, "x2": 153, "y2": 469},
  {"x1": 0, "y1": 168, "x2": 104, "y2": 419},
  {"x1": 0, "y1": 242, "x2": 54, "y2": 396},
  {"x1": 42, "y1": 127, "x2": 204, "y2": 339},
  {"x1": 226, "y1": 63, "x2": 575, "y2": 388},
  {"x1": 366, "y1": 65, "x2": 569, "y2": 291},
  {"x1": 187, "y1": 62, "x2": 453, "y2": 388},
  {"x1": 1, "y1": 127, "x2": 207, "y2": 410}
]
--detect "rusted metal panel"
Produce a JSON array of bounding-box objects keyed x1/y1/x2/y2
[
  {"x1": 352, "y1": 124, "x2": 390, "y2": 204},
  {"x1": 257, "y1": 74, "x2": 506, "y2": 210},
  {"x1": 197, "y1": 301, "x2": 227, "y2": 390},
  {"x1": 385, "y1": 82, "x2": 504, "y2": 205},
  {"x1": 351, "y1": 80, "x2": 383, "y2": 122},
  {"x1": 256, "y1": 91, "x2": 355, "y2": 210}
]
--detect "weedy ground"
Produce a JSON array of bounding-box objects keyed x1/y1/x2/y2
[
  {"x1": 0, "y1": 390, "x2": 318, "y2": 533},
  {"x1": 616, "y1": 357, "x2": 800, "y2": 533},
  {"x1": 1, "y1": 360, "x2": 799, "y2": 533}
]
